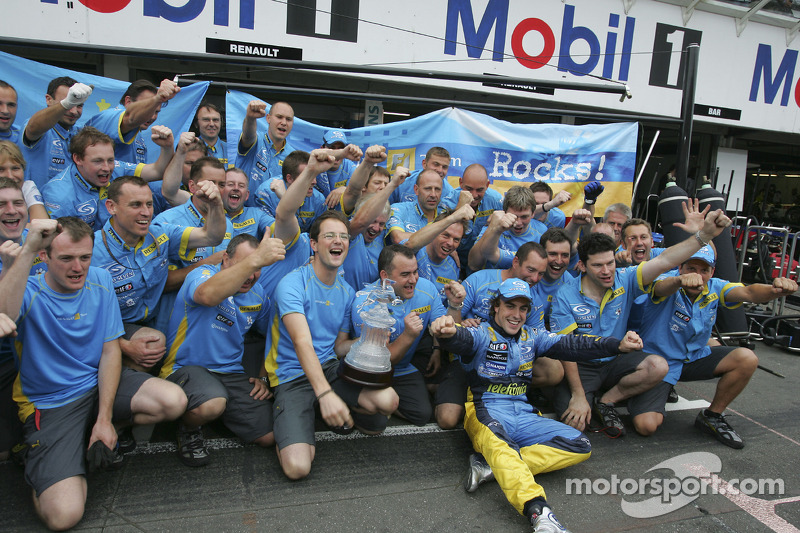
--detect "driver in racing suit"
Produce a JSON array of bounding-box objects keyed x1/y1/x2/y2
[{"x1": 430, "y1": 278, "x2": 643, "y2": 533}]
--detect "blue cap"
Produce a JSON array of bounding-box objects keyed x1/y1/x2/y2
[
  {"x1": 498, "y1": 278, "x2": 532, "y2": 303},
  {"x1": 323, "y1": 129, "x2": 347, "y2": 146},
  {"x1": 687, "y1": 245, "x2": 715, "y2": 267}
]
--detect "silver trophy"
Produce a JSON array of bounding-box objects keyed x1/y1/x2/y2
[{"x1": 341, "y1": 278, "x2": 401, "y2": 388}]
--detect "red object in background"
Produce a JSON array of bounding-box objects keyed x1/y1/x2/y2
[
  {"x1": 78, "y1": 0, "x2": 132, "y2": 13},
  {"x1": 770, "y1": 252, "x2": 799, "y2": 281}
]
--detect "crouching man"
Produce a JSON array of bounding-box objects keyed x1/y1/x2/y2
[{"x1": 430, "y1": 278, "x2": 643, "y2": 533}]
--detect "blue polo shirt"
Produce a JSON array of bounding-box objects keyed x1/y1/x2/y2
[
  {"x1": 161, "y1": 263, "x2": 270, "y2": 377},
  {"x1": 153, "y1": 201, "x2": 233, "y2": 268},
  {"x1": 13, "y1": 267, "x2": 124, "y2": 421},
  {"x1": 254, "y1": 178, "x2": 326, "y2": 233},
  {"x1": 474, "y1": 219, "x2": 548, "y2": 270},
  {"x1": 203, "y1": 138, "x2": 231, "y2": 168},
  {"x1": 41, "y1": 160, "x2": 144, "y2": 230},
  {"x1": 350, "y1": 277, "x2": 445, "y2": 376},
  {"x1": 639, "y1": 275, "x2": 743, "y2": 384},
  {"x1": 414, "y1": 246, "x2": 460, "y2": 305},
  {"x1": 228, "y1": 206, "x2": 274, "y2": 238},
  {"x1": 91, "y1": 218, "x2": 192, "y2": 324},
  {"x1": 386, "y1": 200, "x2": 445, "y2": 237},
  {"x1": 316, "y1": 159, "x2": 357, "y2": 197},
  {"x1": 549, "y1": 262, "x2": 649, "y2": 362},
  {"x1": 254, "y1": 228, "x2": 312, "y2": 298},
  {"x1": 342, "y1": 232, "x2": 384, "y2": 291},
  {"x1": 533, "y1": 274, "x2": 569, "y2": 328},
  {"x1": 21, "y1": 121, "x2": 78, "y2": 189},
  {"x1": 388, "y1": 169, "x2": 456, "y2": 205},
  {"x1": 537, "y1": 206, "x2": 566, "y2": 229},
  {"x1": 462, "y1": 268, "x2": 545, "y2": 329},
  {"x1": 265, "y1": 263, "x2": 354, "y2": 387},
  {"x1": 0, "y1": 124, "x2": 20, "y2": 145},
  {"x1": 85, "y1": 106, "x2": 148, "y2": 164},
  {"x1": 236, "y1": 132, "x2": 294, "y2": 206},
  {"x1": 441, "y1": 187, "x2": 503, "y2": 269}
]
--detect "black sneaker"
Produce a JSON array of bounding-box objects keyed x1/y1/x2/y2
[
  {"x1": 177, "y1": 425, "x2": 210, "y2": 467},
  {"x1": 695, "y1": 410, "x2": 744, "y2": 449},
  {"x1": 117, "y1": 427, "x2": 136, "y2": 454},
  {"x1": 592, "y1": 398, "x2": 626, "y2": 438},
  {"x1": 529, "y1": 503, "x2": 570, "y2": 532},
  {"x1": 667, "y1": 386, "x2": 679, "y2": 403}
]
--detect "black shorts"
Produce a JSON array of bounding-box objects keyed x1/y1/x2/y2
[{"x1": 0, "y1": 359, "x2": 22, "y2": 452}]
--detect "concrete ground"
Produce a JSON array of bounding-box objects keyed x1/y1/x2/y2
[{"x1": 2, "y1": 338, "x2": 800, "y2": 533}]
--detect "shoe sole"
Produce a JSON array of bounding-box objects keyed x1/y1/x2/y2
[{"x1": 178, "y1": 452, "x2": 211, "y2": 467}]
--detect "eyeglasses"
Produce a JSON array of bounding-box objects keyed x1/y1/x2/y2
[{"x1": 320, "y1": 232, "x2": 350, "y2": 241}]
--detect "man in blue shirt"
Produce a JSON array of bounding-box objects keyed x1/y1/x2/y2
[
  {"x1": 222, "y1": 167, "x2": 274, "y2": 238},
  {"x1": 468, "y1": 186, "x2": 548, "y2": 271},
  {"x1": 641, "y1": 246, "x2": 797, "y2": 448},
  {"x1": 530, "y1": 181, "x2": 569, "y2": 229},
  {"x1": 534, "y1": 228, "x2": 575, "y2": 325},
  {"x1": 616, "y1": 218, "x2": 665, "y2": 267},
  {"x1": 161, "y1": 233, "x2": 285, "y2": 466},
  {"x1": 550, "y1": 202, "x2": 733, "y2": 438},
  {"x1": 389, "y1": 146, "x2": 455, "y2": 204},
  {"x1": 21, "y1": 77, "x2": 92, "y2": 189},
  {"x1": 0, "y1": 80, "x2": 19, "y2": 145},
  {"x1": 316, "y1": 129, "x2": 357, "y2": 205},
  {"x1": 0, "y1": 217, "x2": 186, "y2": 531},
  {"x1": 236, "y1": 100, "x2": 295, "y2": 205},
  {"x1": 193, "y1": 102, "x2": 230, "y2": 167},
  {"x1": 41, "y1": 126, "x2": 175, "y2": 230},
  {"x1": 387, "y1": 169, "x2": 458, "y2": 245},
  {"x1": 86, "y1": 79, "x2": 179, "y2": 164},
  {"x1": 265, "y1": 209, "x2": 399, "y2": 480}
]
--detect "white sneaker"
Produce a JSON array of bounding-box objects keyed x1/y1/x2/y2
[
  {"x1": 463, "y1": 453, "x2": 494, "y2": 493},
  {"x1": 530, "y1": 504, "x2": 570, "y2": 533}
]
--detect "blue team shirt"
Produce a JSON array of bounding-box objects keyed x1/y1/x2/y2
[
  {"x1": 533, "y1": 274, "x2": 569, "y2": 328},
  {"x1": 0, "y1": 124, "x2": 20, "y2": 145},
  {"x1": 228, "y1": 206, "x2": 274, "y2": 238},
  {"x1": 161, "y1": 263, "x2": 271, "y2": 376},
  {"x1": 21, "y1": 121, "x2": 78, "y2": 189},
  {"x1": 236, "y1": 132, "x2": 295, "y2": 206},
  {"x1": 265, "y1": 263, "x2": 354, "y2": 386},
  {"x1": 41, "y1": 161, "x2": 145, "y2": 230},
  {"x1": 91, "y1": 218, "x2": 192, "y2": 324},
  {"x1": 640, "y1": 275, "x2": 743, "y2": 384},
  {"x1": 537, "y1": 207, "x2": 566, "y2": 229},
  {"x1": 342, "y1": 232, "x2": 383, "y2": 291},
  {"x1": 388, "y1": 169, "x2": 457, "y2": 205},
  {"x1": 254, "y1": 229, "x2": 312, "y2": 298},
  {"x1": 475, "y1": 219, "x2": 548, "y2": 269},
  {"x1": 441, "y1": 187, "x2": 503, "y2": 269},
  {"x1": 414, "y1": 246, "x2": 460, "y2": 305},
  {"x1": 13, "y1": 267, "x2": 124, "y2": 420},
  {"x1": 153, "y1": 201, "x2": 233, "y2": 268},
  {"x1": 462, "y1": 269, "x2": 545, "y2": 329},
  {"x1": 316, "y1": 159, "x2": 356, "y2": 197},
  {"x1": 387, "y1": 200, "x2": 446, "y2": 236},
  {"x1": 351, "y1": 277, "x2": 445, "y2": 376},
  {"x1": 254, "y1": 178, "x2": 326, "y2": 233},
  {"x1": 203, "y1": 138, "x2": 231, "y2": 168},
  {"x1": 549, "y1": 262, "x2": 649, "y2": 362},
  {"x1": 85, "y1": 106, "x2": 148, "y2": 164}
]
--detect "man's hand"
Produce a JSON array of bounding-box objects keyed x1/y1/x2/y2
[
  {"x1": 156, "y1": 78, "x2": 180, "y2": 103},
  {"x1": 393, "y1": 166, "x2": 410, "y2": 186},
  {"x1": 430, "y1": 315, "x2": 457, "y2": 338},
  {"x1": 306, "y1": 149, "x2": 337, "y2": 175},
  {"x1": 0, "y1": 313, "x2": 17, "y2": 338},
  {"x1": 772, "y1": 277, "x2": 799, "y2": 295},
  {"x1": 176, "y1": 131, "x2": 197, "y2": 154},
  {"x1": 253, "y1": 228, "x2": 286, "y2": 267},
  {"x1": 248, "y1": 377, "x2": 273, "y2": 401},
  {"x1": 402, "y1": 311, "x2": 424, "y2": 340},
  {"x1": 445, "y1": 281, "x2": 466, "y2": 306},
  {"x1": 570, "y1": 208, "x2": 594, "y2": 226},
  {"x1": 364, "y1": 145, "x2": 387, "y2": 165},
  {"x1": 0, "y1": 241, "x2": 21, "y2": 269},
  {"x1": 698, "y1": 208, "x2": 732, "y2": 241},
  {"x1": 150, "y1": 125, "x2": 174, "y2": 148},
  {"x1": 614, "y1": 248, "x2": 632, "y2": 266},
  {"x1": 674, "y1": 198, "x2": 709, "y2": 235},
  {"x1": 318, "y1": 391, "x2": 354, "y2": 429},
  {"x1": 456, "y1": 190, "x2": 474, "y2": 208},
  {"x1": 88, "y1": 418, "x2": 117, "y2": 452},
  {"x1": 551, "y1": 190, "x2": 571, "y2": 207},
  {"x1": 194, "y1": 180, "x2": 223, "y2": 208},
  {"x1": 460, "y1": 317, "x2": 482, "y2": 328},
  {"x1": 679, "y1": 272, "x2": 705, "y2": 290},
  {"x1": 23, "y1": 219, "x2": 60, "y2": 253},
  {"x1": 583, "y1": 182, "x2": 604, "y2": 204},
  {"x1": 269, "y1": 178, "x2": 287, "y2": 199},
  {"x1": 425, "y1": 350, "x2": 441, "y2": 378},
  {"x1": 246, "y1": 100, "x2": 268, "y2": 120},
  {"x1": 453, "y1": 203, "x2": 475, "y2": 222},
  {"x1": 339, "y1": 144, "x2": 363, "y2": 163},
  {"x1": 617, "y1": 331, "x2": 643, "y2": 353},
  {"x1": 122, "y1": 334, "x2": 166, "y2": 368},
  {"x1": 60, "y1": 83, "x2": 93, "y2": 110},
  {"x1": 488, "y1": 210, "x2": 516, "y2": 233},
  {"x1": 325, "y1": 187, "x2": 346, "y2": 209},
  {"x1": 561, "y1": 395, "x2": 591, "y2": 431}
]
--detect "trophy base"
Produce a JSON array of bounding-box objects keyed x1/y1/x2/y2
[{"x1": 340, "y1": 361, "x2": 393, "y2": 389}]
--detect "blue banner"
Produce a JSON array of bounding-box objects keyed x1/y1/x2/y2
[
  {"x1": 225, "y1": 90, "x2": 637, "y2": 213},
  {"x1": 0, "y1": 51, "x2": 209, "y2": 163}
]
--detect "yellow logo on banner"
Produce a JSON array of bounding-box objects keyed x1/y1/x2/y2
[{"x1": 386, "y1": 148, "x2": 416, "y2": 174}]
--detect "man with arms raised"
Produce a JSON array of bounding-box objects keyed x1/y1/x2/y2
[{"x1": 0, "y1": 217, "x2": 186, "y2": 531}]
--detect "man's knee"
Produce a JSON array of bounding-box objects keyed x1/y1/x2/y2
[
  {"x1": 359, "y1": 387, "x2": 399, "y2": 416},
  {"x1": 632, "y1": 412, "x2": 664, "y2": 437},
  {"x1": 253, "y1": 432, "x2": 275, "y2": 448},
  {"x1": 278, "y1": 445, "x2": 313, "y2": 480},
  {"x1": 36, "y1": 478, "x2": 86, "y2": 531},
  {"x1": 640, "y1": 354, "x2": 669, "y2": 380},
  {"x1": 435, "y1": 403, "x2": 463, "y2": 429},
  {"x1": 190, "y1": 397, "x2": 227, "y2": 422},
  {"x1": 133, "y1": 378, "x2": 188, "y2": 421},
  {"x1": 531, "y1": 358, "x2": 564, "y2": 387},
  {"x1": 727, "y1": 348, "x2": 759, "y2": 376}
]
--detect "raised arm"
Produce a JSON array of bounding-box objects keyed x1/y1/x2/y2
[
  {"x1": 341, "y1": 145, "x2": 387, "y2": 214},
  {"x1": 185, "y1": 181, "x2": 227, "y2": 249},
  {"x1": 406, "y1": 197, "x2": 475, "y2": 252},
  {"x1": 565, "y1": 208, "x2": 594, "y2": 253},
  {"x1": 161, "y1": 131, "x2": 194, "y2": 205},
  {"x1": 120, "y1": 79, "x2": 179, "y2": 134},
  {"x1": 349, "y1": 166, "x2": 409, "y2": 237},
  {"x1": 24, "y1": 83, "x2": 92, "y2": 143},
  {"x1": 534, "y1": 189, "x2": 571, "y2": 221},
  {"x1": 239, "y1": 100, "x2": 266, "y2": 150},
  {"x1": 467, "y1": 210, "x2": 515, "y2": 271},
  {"x1": 725, "y1": 277, "x2": 798, "y2": 304},
  {"x1": 139, "y1": 125, "x2": 175, "y2": 182}
]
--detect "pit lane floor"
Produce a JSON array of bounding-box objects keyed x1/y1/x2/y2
[{"x1": 2, "y1": 338, "x2": 799, "y2": 533}]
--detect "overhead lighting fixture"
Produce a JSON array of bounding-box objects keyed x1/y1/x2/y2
[{"x1": 383, "y1": 111, "x2": 411, "y2": 117}]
